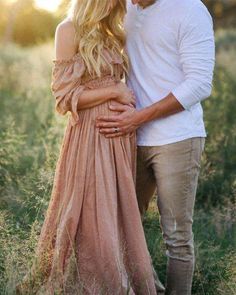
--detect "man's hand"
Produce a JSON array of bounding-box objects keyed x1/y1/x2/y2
[{"x1": 96, "y1": 104, "x2": 141, "y2": 138}]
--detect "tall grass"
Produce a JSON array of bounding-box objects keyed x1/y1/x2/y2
[{"x1": 0, "y1": 31, "x2": 235, "y2": 294}]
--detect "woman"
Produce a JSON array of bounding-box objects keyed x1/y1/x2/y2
[{"x1": 17, "y1": 0, "x2": 157, "y2": 294}]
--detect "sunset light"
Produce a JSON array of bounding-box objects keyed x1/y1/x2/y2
[{"x1": 35, "y1": 0, "x2": 62, "y2": 12}]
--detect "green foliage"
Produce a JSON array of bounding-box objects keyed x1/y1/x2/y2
[
  {"x1": 0, "y1": 212, "x2": 40, "y2": 294},
  {"x1": 215, "y1": 29, "x2": 236, "y2": 52},
  {"x1": 143, "y1": 208, "x2": 236, "y2": 295},
  {"x1": 196, "y1": 31, "x2": 236, "y2": 208},
  {"x1": 0, "y1": 43, "x2": 65, "y2": 226},
  {"x1": 197, "y1": 67, "x2": 236, "y2": 207}
]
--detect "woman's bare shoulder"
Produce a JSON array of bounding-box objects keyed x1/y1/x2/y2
[
  {"x1": 56, "y1": 18, "x2": 75, "y2": 38},
  {"x1": 55, "y1": 19, "x2": 77, "y2": 60}
]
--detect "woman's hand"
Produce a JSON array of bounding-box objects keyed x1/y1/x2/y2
[{"x1": 112, "y1": 82, "x2": 136, "y2": 106}]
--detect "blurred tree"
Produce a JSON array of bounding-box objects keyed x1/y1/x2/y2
[
  {"x1": 2, "y1": 0, "x2": 23, "y2": 44},
  {"x1": 203, "y1": 0, "x2": 236, "y2": 28},
  {"x1": 0, "y1": 0, "x2": 58, "y2": 46},
  {"x1": 13, "y1": 0, "x2": 57, "y2": 46},
  {"x1": 56, "y1": 0, "x2": 71, "y2": 18},
  {"x1": 0, "y1": 0, "x2": 9, "y2": 41}
]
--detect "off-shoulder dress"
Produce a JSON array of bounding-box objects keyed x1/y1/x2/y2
[{"x1": 30, "y1": 50, "x2": 156, "y2": 295}]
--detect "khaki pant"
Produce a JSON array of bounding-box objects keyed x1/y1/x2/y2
[{"x1": 136, "y1": 137, "x2": 205, "y2": 295}]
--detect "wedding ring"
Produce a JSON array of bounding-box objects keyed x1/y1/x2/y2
[{"x1": 114, "y1": 127, "x2": 119, "y2": 133}]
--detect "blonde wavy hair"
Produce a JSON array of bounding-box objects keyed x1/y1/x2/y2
[{"x1": 68, "y1": 0, "x2": 129, "y2": 77}]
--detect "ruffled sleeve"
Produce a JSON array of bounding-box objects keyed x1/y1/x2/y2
[{"x1": 51, "y1": 53, "x2": 86, "y2": 126}]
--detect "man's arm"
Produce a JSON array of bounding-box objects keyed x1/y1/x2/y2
[
  {"x1": 95, "y1": 93, "x2": 183, "y2": 138},
  {"x1": 96, "y1": 2, "x2": 215, "y2": 137},
  {"x1": 171, "y1": 2, "x2": 215, "y2": 110}
]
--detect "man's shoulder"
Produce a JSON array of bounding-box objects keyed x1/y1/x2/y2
[
  {"x1": 171, "y1": 0, "x2": 205, "y2": 9},
  {"x1": 169, "y1": 0, "x2": 211, "y2": 23}
]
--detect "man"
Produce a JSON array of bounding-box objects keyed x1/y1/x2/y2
[{"x1": 96, "y1": 0, "x2": 215, "y2": 294}]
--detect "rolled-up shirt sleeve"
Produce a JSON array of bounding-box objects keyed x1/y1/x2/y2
[{"x1": 172, "y1": 2, "x2": 215, "y2": 110}]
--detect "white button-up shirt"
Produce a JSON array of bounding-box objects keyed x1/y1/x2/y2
[{"x1": 125, "y1": 0, "x2": 215, "y2": 146}]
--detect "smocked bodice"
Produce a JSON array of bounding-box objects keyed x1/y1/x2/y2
[{"x1": 51, "y1": 49, "x2": 125, "y2": 126}]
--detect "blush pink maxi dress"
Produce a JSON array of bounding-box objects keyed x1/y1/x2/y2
[{"x1": 30, "y1": 50, "x2": 157, "y2": 295}]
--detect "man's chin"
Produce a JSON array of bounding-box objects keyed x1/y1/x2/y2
[{"x1": 132, "y1": 0, "x2": 157, "y2": 9}]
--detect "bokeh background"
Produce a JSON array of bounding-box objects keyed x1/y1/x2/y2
[{"x1": 0, "y1": 0, "x2": 235, "y2": 294}]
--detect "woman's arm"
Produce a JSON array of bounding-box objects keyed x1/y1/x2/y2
[{"x1": 55, "y1": 20, "x2": 134, "y2": 111}]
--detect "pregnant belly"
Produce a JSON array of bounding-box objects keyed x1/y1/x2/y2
[{"x1": 77, "y1": 100, "x2": 129, "y2": 124}]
